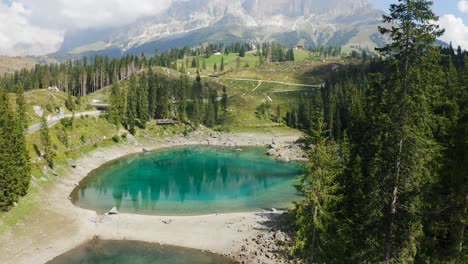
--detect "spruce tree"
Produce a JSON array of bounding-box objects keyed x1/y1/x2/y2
[
  {"x1": 137, "y1": 72, "x2": 149, "y2": 127},
  {"x1": 370, "y1": 1, "x2": 445, "y2": 262},
  {"x1": 291, "y1": 118, "x2": 343, "y2": 262},
  {"x1": 126, "y1": 74, "x2": 138, "y2": 134},
  {"x1": 40, "y1": 115, "x2": 55, "y2": 168},
  {"x1": 15, "y1": 82, "x2": 28, "y2": 131},
  {"x1": 221, "y1": 86, "x2": 228, "y2": 121}
]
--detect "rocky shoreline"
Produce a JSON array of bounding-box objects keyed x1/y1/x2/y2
[{"x1": 0, "y1": 128, "x2": 306, "y2": 264}]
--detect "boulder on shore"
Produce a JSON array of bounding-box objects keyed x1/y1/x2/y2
[
  {"x1": 267, "y1": 149, "x2": 278, "y2": 156},
  {"x1": 107, "y1": 207, "x2": 119, "y2": 215},
  {"x1": 142, "y1": 147, "x2": 151, "y2": 152},
  {"x1": 67, "y1": 159, "x2": 77, "y2": 168},
  {"x1": 276, "y1": 156, "x2": 290, "y2": 163}
]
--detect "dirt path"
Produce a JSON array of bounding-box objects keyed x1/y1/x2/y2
[
  {"x1": 252, "y1": 80, "x2": 263, "y2": 91},
  {"x1": 224, "y1": 77, "x2": 323, "y2": 88},
  {"x1": 27, "y1": 111, "x2": 101, "y2": 134}
]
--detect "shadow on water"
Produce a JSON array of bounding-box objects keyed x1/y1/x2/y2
[{"x1": 47, "y1": 239, "x2": 237, "y2": 264}]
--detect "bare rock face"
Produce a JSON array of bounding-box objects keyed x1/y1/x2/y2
[
  {"x1": 55, "y1": 0, "x2": 382, "y2": 58},
  {"x1": 242, "y1": 0, "x2": 370, "y2": 17}
]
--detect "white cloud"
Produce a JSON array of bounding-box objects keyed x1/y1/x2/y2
[
  {"x1": 0, "y1": 2, "x2": 63, "y2": 56},
  {"x1": 458, "y1": 0, "x2": 468, "y2": 13},
  {"x1": 0, "y1": 0, "x2": 174, "y2": 56},
  {"x1": 20, "y1": 0, "x2": 173, "y2": 30},
  {"x1": 438, "y1": 14, "x2": 468, "y2": 50}
]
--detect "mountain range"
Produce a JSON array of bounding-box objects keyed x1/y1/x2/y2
[{"x1": 52, "y1": 0, "x2": 385, "y2": 59}]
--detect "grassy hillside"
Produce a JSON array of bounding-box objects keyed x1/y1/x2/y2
[
  {"x1": 0, "y1": 57, "x2": 343, "y2": 233},
  {"x1": 0, "y1": 56, "x2": 36, "y2": 76},
  {"x1": 178, "y1": 49, "x2": 324, "y2": 76}
]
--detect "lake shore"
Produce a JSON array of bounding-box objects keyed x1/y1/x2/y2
[{"x1": 0, "y1": 128, "x2": 305, "y2": 264}]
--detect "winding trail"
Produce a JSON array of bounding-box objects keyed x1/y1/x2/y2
[
  {"x1": 252, "y1": 81, "x2": 263, "y2": 91},
  {"x1": 224, "y1": 77, "x2": 323, "y2": 88},
  {"x1": 27, "y1": 111, "x2": 101, "y2": 134}
]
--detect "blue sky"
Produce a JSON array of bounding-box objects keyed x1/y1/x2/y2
[
  {"x1": 370, "y1": 0, "x2": 468, "y2": 21},
  {"x1": 370, "y1": 1, "x2": 468, "y2": 48}
]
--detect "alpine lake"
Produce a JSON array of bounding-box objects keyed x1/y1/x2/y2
[
  {"x1": 64, "y1": 145, "x2": 304, "y2": 263},
  {"x1": 70, "y1": 146, "x2": 304, "y2": 215}
]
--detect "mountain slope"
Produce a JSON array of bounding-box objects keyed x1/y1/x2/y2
[{"x1": 51, "y1": 0, "x2": 384, "y2": 59}]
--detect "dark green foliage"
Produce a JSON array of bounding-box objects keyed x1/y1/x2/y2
[
  {"x1": 40, "y1": 115, "x2": 55, "y2": 168},
  {"x1": 291, "y1": 118, "x2": 343, "y2": 262},
  {"x1": 108, "y1": 68, "x2": 227, "y2": 130},
  {"x1": 255, "y1": 102, "x2": 271, "y2": 120},
  {"x1": 271, "y1": 43, "x2": 295, "y2": 62},
  {"x1": 108, "y1": 77, "x2": 126, "y2": 125},
  {"x1": 0, "y1": 89, "x2": 31, "y2": 211},
  {"x1": 287, "y1": 1, "x2": 466, "y2": 263},
  {"x1": 221, "y1": 86, "x2": 228, "y2": 121},
  {"x1": 239, "y1": 46, "x2": 246, "y2": 57}
]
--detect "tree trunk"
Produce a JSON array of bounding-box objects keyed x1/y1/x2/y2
[
  {"x1": 384, "y1": 138, "x2": 404, "y2": 264},
  {"x1": 310, "y1": 205, "x2": 318, "y2": 264},
  {"x1": 459, "y1": 194, "x2": 467, "y2": 253}
]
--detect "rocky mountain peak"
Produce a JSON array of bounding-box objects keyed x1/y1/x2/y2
[{"x1": 242, "y1": 0, "x2": 370, "y2": 17}]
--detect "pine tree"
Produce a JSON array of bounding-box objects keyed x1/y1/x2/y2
[
  {"x1": 291, "y1": 118, "x2": 343, "y2": 262},
  {"x1": 40, "y1": 115, "x2": 55, "y2": 168},
  {"x1": 14, "y1": 84, "x2": 31, "y2": 196},
  {"x1": 0, "y1": 91, "x2": 17, "y2": 210},
  {"x1": 137, "y1": 72, "x2": 149, "y2": 127},
  {"x1": 220, "y1": 57, "x2": 225, "y2": 71},
  {"x1": 221, "y1": 86, "x2": 228, "y2": 121},
  {"x1": 148, "y1": 68, "x2": 158, "y2": 119},
  {"x1": 370, "y1": 1, "x2": 445, "y2": 262},
  {"x1": 126, "y1": 74, "x2": 138, "y2": 134},
  {"x1": 108, "y1": 77, "x2": 124, "y2": 125},
  {"x1": 239, "y1": 46, "x2": 246, "y2": 57},
  {"x1": 15, "y1": 82, "x2": 28, "y2": 131}
]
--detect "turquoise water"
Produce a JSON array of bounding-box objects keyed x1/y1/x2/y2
[
  {"x1": 47, "y1": 240, "x2": 236, "y2": 264},
  {"x1": 71, "y1": 146, "x2": 303, "y2": 215}
]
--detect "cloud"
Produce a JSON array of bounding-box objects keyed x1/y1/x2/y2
[
  {"x1": 21, "y1": 0, "x2": 173, "y2": 30},
  {"x1": 438, "y1": 14, "x2": 468, "y2": 50},
  {"x1": 458, "y1": 0, "x2": 468, "y2": 13},
  {"x1": 0, "y1": 1, "x2": 63, "y2": 56},
  {"x1": 0, "y1": 0, "x2": 174, "y2": 56}
]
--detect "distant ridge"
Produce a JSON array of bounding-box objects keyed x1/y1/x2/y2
[{"x1": 51, "y1": 0, "x2": 384, "y2": 60}]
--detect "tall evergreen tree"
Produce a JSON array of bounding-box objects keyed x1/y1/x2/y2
[
  {"x1": 368, "y1": 1, "x2": 445, "y2": 262},
  {"x1": 126, "y1": 74, "x2": 138, "y2": 134},
  {"x1": 40, "y1": 115, "x2": 55, "y2": 168},
  {"x1": 137, "y1": 72, "x2": 150, "y2": 127},
  {"x1": 291, "y1": 118, "x2": 343, "y2": 262},
  {"x1": 15, "y1": 82, "x2": 28, "y2": 131},
  {"x1": 221, "y1": 86, "x2": 228, "y2": 121}
]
